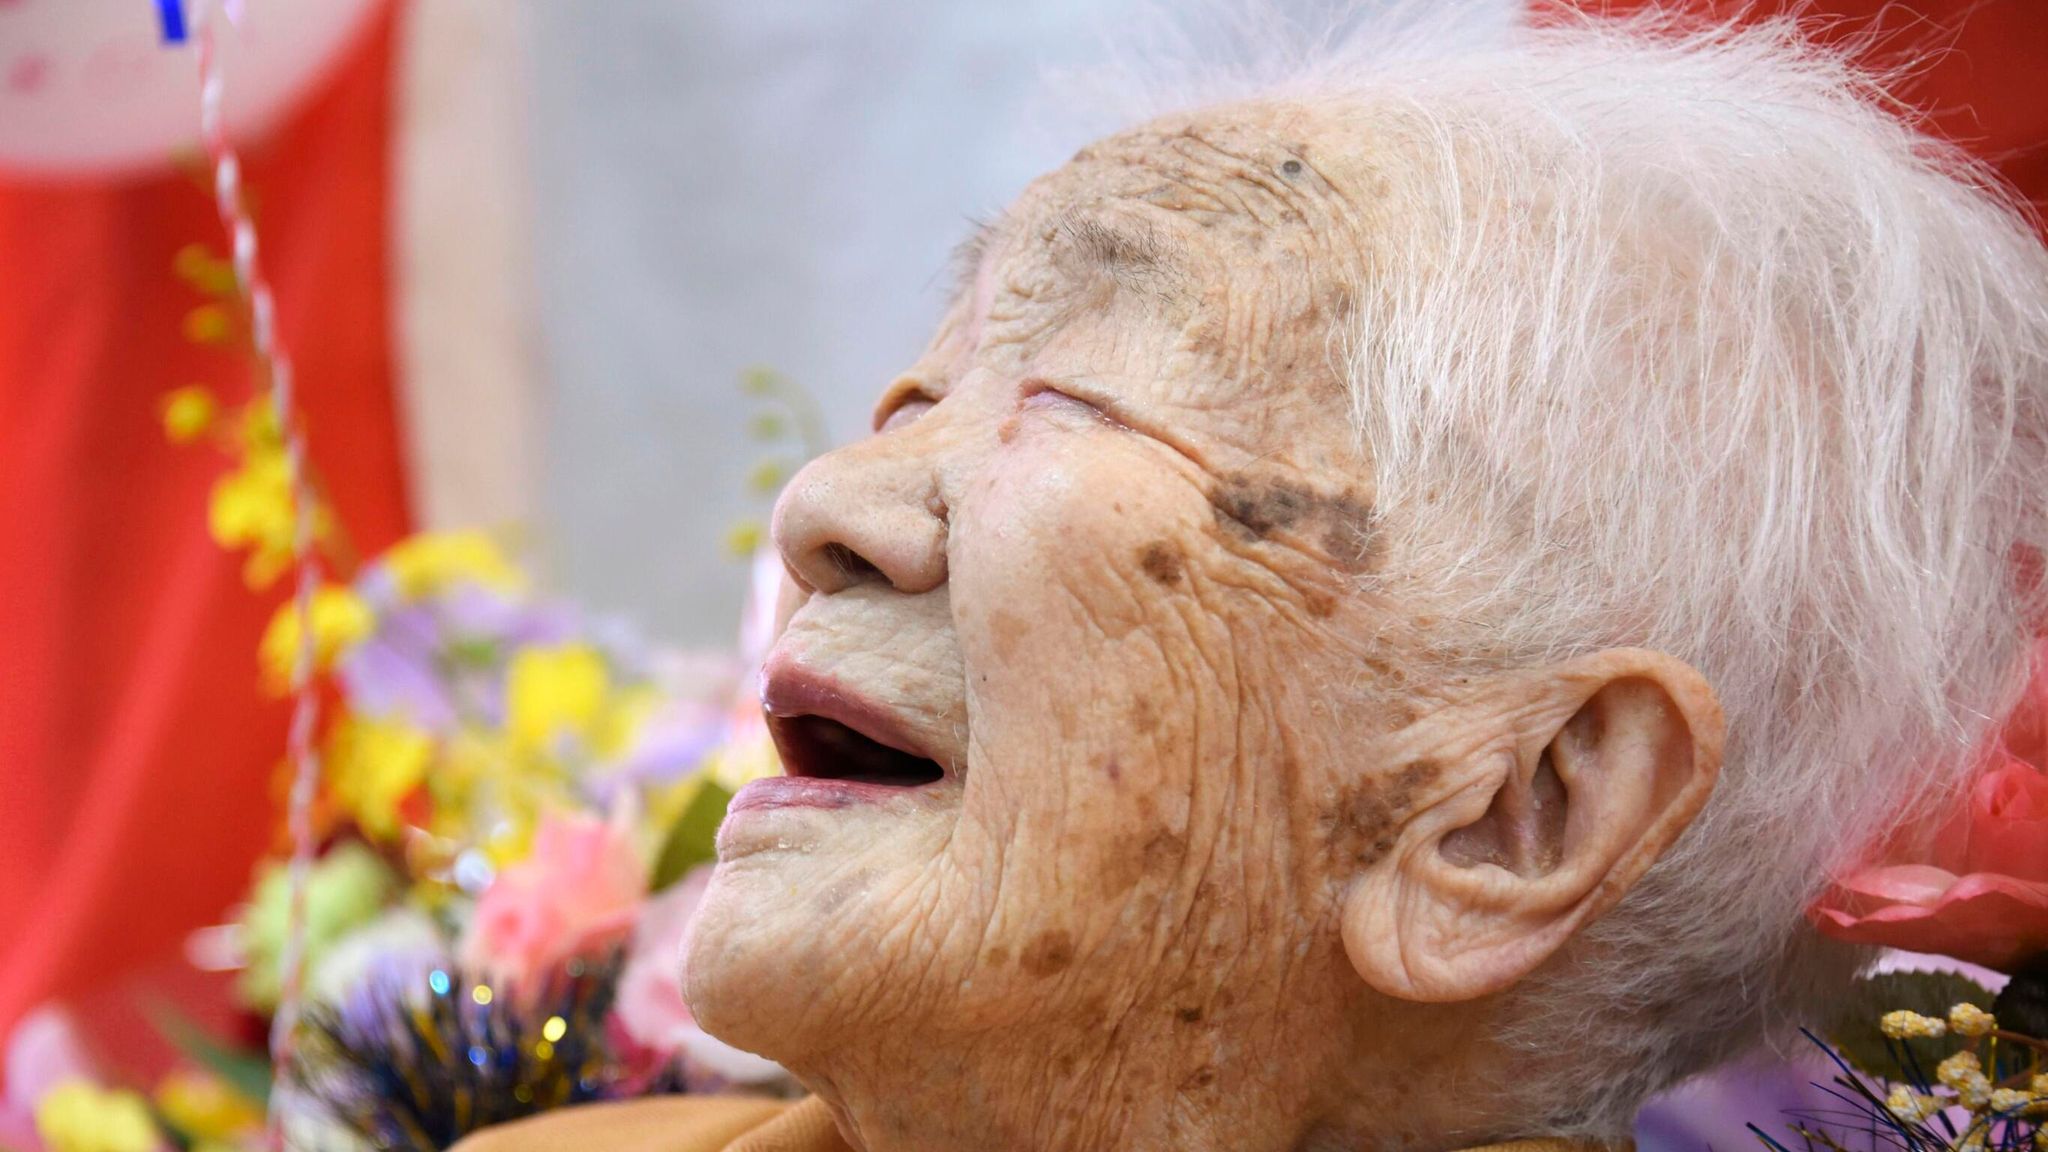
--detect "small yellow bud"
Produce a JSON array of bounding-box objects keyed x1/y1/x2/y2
[
  {"x1": 1886, "y1": 1084, "x2": 1938, "y2": 1122},
  {"x1": 747, "y1": 458, "x2": 791, "y2": 494},
  {"x1": 724, "y1": 520, "x2": 764, "y2": 558},
  {"x1": 1989, "y1": 1088, "x2": 2038, "y2": 1115},
  {"x1": 1880, "y1": 1010, "x2": 1948, "y2": 1039},
  {"x1": 1938, "y1": 1050, "x2": 1992, "y2": 1109},
  {"x1": 160, "y1": 385, "x2": 218, "y2": 443},
  {"x1": 182, "y1": 303, "x2": 233, "y2": 345},
  {"x1": 1947, "y1": 1002, "x2": 1996, "y2": 1038},
  {"x1": 259, "y1": 585, "x2": 374, "y2": 694},
  {"x1": 1937, "y1": 1049, "x2": 1982, "y2": 1084}
]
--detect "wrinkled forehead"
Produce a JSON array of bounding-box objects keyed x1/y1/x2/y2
[{"x1": 956, "y1": 100, "x2": 1385, "y2": 311}]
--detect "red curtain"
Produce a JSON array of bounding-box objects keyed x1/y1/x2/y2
[
  {"x1": 0, "y1": 2, "x2": 411, "y2": 1071},
  {"x1": 1583, "y1": 0, "x2": 2048, "y2": 220}
]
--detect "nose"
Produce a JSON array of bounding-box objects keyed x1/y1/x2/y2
[{"x1": 772, "y1": 435, "x2": 948, "y2": 596}]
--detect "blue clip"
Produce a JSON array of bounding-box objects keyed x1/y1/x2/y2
[{"x1": 157, "y1": 0, "x2": 187, "y2": 43}]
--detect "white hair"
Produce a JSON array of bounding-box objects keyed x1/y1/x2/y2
[{"x1": 1086, "y1": 2, "x2": 2048, "y2": 1139}]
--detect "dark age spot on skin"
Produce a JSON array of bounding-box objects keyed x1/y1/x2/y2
[
  {"x1": 984, "y1": 946, "x2": 1009, "y2": 968},
  {"x1": 1138, "y1": 540, "x2": 1185, "y2": 584},
  {"x1": 1021, "y1": 929, "x2": 1076, "y2": 977},
  {"x1": 1176, "y1": 1005, "x2": 1204, "y2": 1024},
  {"x1": 1103, "y1": 757, "x2": 1121, "y2": 783},
  {"x1": 1208, "y1": 475, "x2": 1383, "y2": 572},
  {"x1": 1130, "y1": 697, "x2": 1159, "y2": 734},
  {"x1": 1281, "y1": 159, "x2": 1304, "y2": 177},
  {"x1": 1181, "y1": 1067, "x2": 1219, "y2": 1091},
  {"x1": 1209, "y1": 475, "x2": 1314, "y2": 539},
  {"x1": 1327, "y1": 759, "x2": 1442, "y2": 869},
  {"x1": 1101, "y1": 827, "x2": 1186, "y2": 895},
  {"x1": 1320, "y1": 490, "x2": 1382, "y2": 572}
]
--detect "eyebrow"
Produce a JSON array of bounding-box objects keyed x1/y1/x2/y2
[
  {"x1": 944, "y1": 210, "x2": 1191, "y2": 307},
  {"x1": 1054, "y1": 210, "x2": 1188, "y2": 300},
  {"x1": 945, "y1": 216, "x2": 999, "y2": 304}
]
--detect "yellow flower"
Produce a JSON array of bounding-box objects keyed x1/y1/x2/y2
[
  {"x1": 505, "y1": 643, "x2": 610, "y2": 757},
  {"x1": 182, "y1": 303, "x2": 233, "y2": 345},
  {"x1": 327, "y1": 716, "x2": 435, "y2": 840},
  {"x1": 235, "y1": 397, "x2": 282, "y2": 453},
  {"x1": 381, "y1": 530, "x2": 525, "y2": 600},
  {"x1": 34, "y1": 1081, "x2": 161, "y2": 1152},
  {"x1": 594, "y1": 684, "x2": 663, "y2": 762},
  {"x1": 1989, "y1": 1087, "x2": 2041, "y2": 1115},
  {"x1": 429, "y1": 728, "x2": 568, "y2": 867},
  {"x1": 723, "y1": 520, "x2": 764, "y2": 558},
  {"x1": 1880, "y1": 1010, "x2": 1947, "y2": 1039},
  {"x1": 153, "y1": 1069, "x2": 261, "y2": 1141},
  {"x1": 1885, "y1": 1084, "x2": 1939, "y2": 1122},
  {"x1": 1938, "y1": 1050, "x2": 1993, "y2": 1109},
  {"x1": 207, "y1": 447, "x2": 322, "y2": 588},
  {"x1": 1947, "y1": 1002, "x2": 1996, "y2": 1038},
  {"x1": 160, "y1": 386, "x2": 218, "y2": 444},
  {"x1": 705, "y1": 728, "x2": 783, "y2": 793},
  {"x1": 260, "y1": 585, "x2": 373, "y2": 694}
]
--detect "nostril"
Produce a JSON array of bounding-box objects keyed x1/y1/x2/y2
[{"x1": 820, "y1": 542, "x2": 884, "y2": 586}]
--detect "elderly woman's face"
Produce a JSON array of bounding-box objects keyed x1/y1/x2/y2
[
  {"x1": 685, "y1": 101, "x2": 1716, "y2": 1149},
  {"x1": 688, "y1": 97, "x2": 1393, "y2": 1115}
]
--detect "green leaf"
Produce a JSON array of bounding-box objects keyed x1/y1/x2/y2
[
  {"x1": 143, "y1": 999, "x2": 273, "y2": 1105},
  {"x1": 1823, "y1": 968, "x2": 1998, "y2": 1082},
  {"x1": 651, "y1": 779, "x2": 734, "y2": 890}
]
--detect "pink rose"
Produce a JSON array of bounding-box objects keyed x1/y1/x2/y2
[
  {"x1": 459, "y1": 811, "x2": 647, "y2": 988},
  {"x1": 1812, "y1": 654, "x2": 2048, "y2": 971},
  {"x1": 611, "y1": 867, "x2": 783, "y2": 1085}
]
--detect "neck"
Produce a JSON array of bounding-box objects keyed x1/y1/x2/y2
[{"x1": 799, "y1": 1009, "x2": 1347, "y2": 1152}]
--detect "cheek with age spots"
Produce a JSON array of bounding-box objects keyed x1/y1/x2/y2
[
  {"x1": 1138, "y1": 540, "x2": 1186, "y2": 584},
  {"x1": 1323, "y1": 758, "x2": 1443, "y2": 870},
  {"x1": 1206, "y1": 473, "x2": 1382, "y2": 572}
]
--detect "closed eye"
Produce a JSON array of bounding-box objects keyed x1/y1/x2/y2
[
  {"x1": 876, "y1": 394, "x2": 936, "y2": 433},
  {"x1": 873, "y1": 375, "x2": 939, "y2": 433}
]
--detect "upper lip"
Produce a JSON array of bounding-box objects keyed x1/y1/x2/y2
[{"x1": 759, "y1": 657, "x2": 948, "y2": 779}]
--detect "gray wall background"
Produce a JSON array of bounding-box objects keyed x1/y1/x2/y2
[{"x1": 523, "y1": 1, "x2": 1516, "y2": 645}]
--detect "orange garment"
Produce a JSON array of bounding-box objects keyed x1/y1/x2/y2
[
  {"x1": 0, "y1": 2, "x2": 411, "y2": 1072},
  {"x1": 448, "y1": 1094, "x2": 1632, "y2": 1152},
  {"x1": 451, "y1": 1096, "x2": 852, "y2": 1152}
]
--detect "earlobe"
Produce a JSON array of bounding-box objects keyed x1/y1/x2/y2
[{"x1": 1341, "y1": 649, "x2": 1723, "y2": 1003}]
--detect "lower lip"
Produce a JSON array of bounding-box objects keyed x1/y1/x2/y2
[{"x1": 728, "y1": 776, "x2": 921, "y2": 813}]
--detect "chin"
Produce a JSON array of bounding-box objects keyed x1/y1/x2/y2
[{"x1": 682, "y1": 801, "x2": 959, "y2": 1065}]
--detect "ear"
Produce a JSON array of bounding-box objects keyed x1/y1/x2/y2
[{"x1": 1341, "y1": 648, "x2": 1723, "y2": 1003}]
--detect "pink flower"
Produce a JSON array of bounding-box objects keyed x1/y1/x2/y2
[
  {"x1": 0, "y1": 1005, "x2": 96, "y2": 1152},
  {"x1": 1813, "y1": 651, "x2": 2048, "y2": 972},
  {"x1": 611, "y1": 867, "x2": 783, "y2": 1085},
  {"x1": 459, "y1": 811, "x2": 647, "y2": 988}
]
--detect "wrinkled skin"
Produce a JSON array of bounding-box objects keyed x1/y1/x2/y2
[{"x1": 684, "y1": 100, "x2": 1718, "y2": 1152}]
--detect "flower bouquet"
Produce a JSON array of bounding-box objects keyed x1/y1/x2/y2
[{"x1": 1746, "y1": 647, "x2": 2048, "y2": 1152}]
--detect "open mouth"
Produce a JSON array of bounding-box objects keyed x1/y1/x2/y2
[{"x1": 767, "y1": 712, "x2": 946, "y2": 788}]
